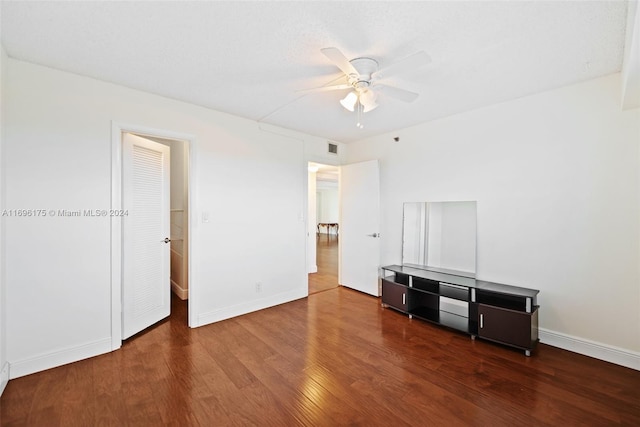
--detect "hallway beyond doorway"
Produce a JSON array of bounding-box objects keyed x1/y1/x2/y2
[{"x1": 308, "y1": 234, "x2": 338, "y2": 294}]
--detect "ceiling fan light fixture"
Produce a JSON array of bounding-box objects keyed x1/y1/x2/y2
[
  {"x1": 340, "y1": 91, "x2": 358, "y2": 112},
  {"x1": 359, "y1": 89, "x2": 378, "y2": 113},
  {"x1": 306, "y1": 47, "x2": 430, "y2": 127},
  {"x1": 362, "y1": 102, "x2": 378, "y2": 113}
]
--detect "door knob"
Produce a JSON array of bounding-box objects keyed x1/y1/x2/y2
[
  {"x1": 367, "y1": 233, "x2": 380, "y2": 238},
  {"x1": 163, "y1": 237, "x2": 171, "y2": 243}
]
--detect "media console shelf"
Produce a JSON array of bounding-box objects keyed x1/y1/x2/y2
[{"x1": 381, "y1": 265, "x2": 540, "y2": 356}]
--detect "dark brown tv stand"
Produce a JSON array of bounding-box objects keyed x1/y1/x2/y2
[{"x1": 381, "y1": 265, "x2": 540, "y2": 356}]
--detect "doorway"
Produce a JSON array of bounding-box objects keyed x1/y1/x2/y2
[
  {"x1": 308, "y1": 162, "x2": 340, "y2": 294},
  {"x1": 141, "y1": 135, "x2": 190, "y2": 302},
  {"x1": 110, "y1": 123, "x2": 195, "y2": 349}
]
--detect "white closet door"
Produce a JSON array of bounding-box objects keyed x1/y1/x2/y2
[{"x1": 122, "y1": 133, "x2": 171, "y2": 339}]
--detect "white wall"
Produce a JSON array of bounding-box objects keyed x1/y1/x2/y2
[
  {"x1": 0, "y1": 42, "x2": 8, "y2": 393},
  {"x1": 622, "y1": 0, "x2": 640, "y2": 109},
  {"x1": 316, "y1": 186, "x2": 339, "y2": 230},
  {"x1": 4, "y1": 59, "x2": 343, "y2": 378},
  {"x1": 346, "y1": 73, "x2": 640, "y2": 368}
]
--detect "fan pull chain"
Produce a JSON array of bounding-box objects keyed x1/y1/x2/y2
[{"x1": 356, "y1": 97, "x2": 364, "y2": 129}]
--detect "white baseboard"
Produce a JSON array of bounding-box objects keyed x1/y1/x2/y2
[
  {"x1": 171, "y1": 280, "x2": 189, "y2": 300},
  {"x1": 539, "y1": 328, "x2": 640, "y2": 371},
  {"x1": 195, "y1": 287, "x2": 307, "y2": 327},
  {"x1": 0, "y1": 362, "x2": 9, "y2": 396},
  {"x1": 308, "y1": 264, "x2": 318, "y2": 274},
  {"x1": 9, "y1": 337, "x2": 112, "y2": 379}
]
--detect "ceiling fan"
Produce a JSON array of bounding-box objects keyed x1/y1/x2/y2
[{"x1": 300, "y1": 47, "x2": 431, "y2": 127}]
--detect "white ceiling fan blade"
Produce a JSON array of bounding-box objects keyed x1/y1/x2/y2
[
  {"x1": 376, "y1": 84, "x2": 419, "y2": 103},
  {"x1": 297, "y1": 83, "x2": 352, "y2": 94},
  {"x1": 321, "y1": 47, "x2": 359, "y2": 76},
  {"x1": 372, "y1": 51, "x2": 431, "y2": 80}
]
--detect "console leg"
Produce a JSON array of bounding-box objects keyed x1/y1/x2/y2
[{"x1": 525, "y1": 350, "x2": 531, "y2": 357}]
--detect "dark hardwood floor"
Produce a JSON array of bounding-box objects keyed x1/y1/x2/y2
[
  {"x1": 308, "y1": 232, "x2": 338, "y2": 295},
  {"x1": 2, "y1": 285, "x2": 640, "y2": 426}
]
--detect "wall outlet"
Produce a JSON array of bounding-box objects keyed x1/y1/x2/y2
[{"x1": 255, "y1": 282, "x2": 262, "y2": 293}]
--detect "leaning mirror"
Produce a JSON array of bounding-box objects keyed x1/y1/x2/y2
[{"x1": 402, "y1": 201, "x2": 477, "y2": 277}]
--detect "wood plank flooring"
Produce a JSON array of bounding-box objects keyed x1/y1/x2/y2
[
  {"x1": 308, "y1": 233, "x2": 338, "y2": 295},
  {"x1": 2, "y1": 286, "x2": 640, "y2": 425}
]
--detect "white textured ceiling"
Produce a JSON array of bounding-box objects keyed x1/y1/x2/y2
[{"x1": 0, "y1": 1, "x2": 630, "y2": 142}]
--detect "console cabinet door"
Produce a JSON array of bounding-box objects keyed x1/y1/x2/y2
[
  {"x1": 477, "y1": 304, "x2": 535, "y2": 349},
  {"x1": 382, "y1": 280, "x2": 408, "y2": 312}
]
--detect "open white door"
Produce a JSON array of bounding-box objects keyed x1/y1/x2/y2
[
  {"x1": 122, "y1": 133, "x2": 171, "y2": 339},
  {"x1": 340, "y1": 159, "x2": 381, "y2": 296}
]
